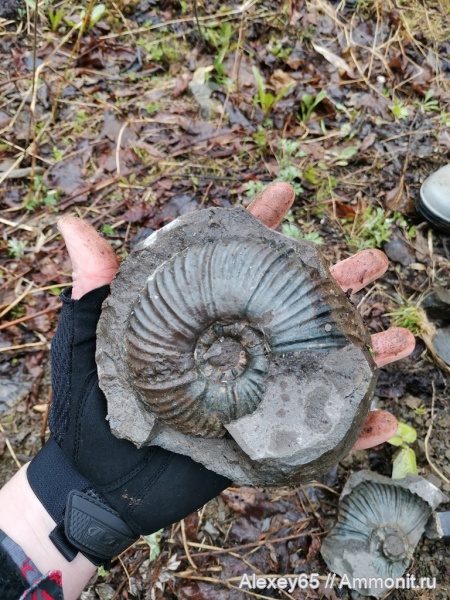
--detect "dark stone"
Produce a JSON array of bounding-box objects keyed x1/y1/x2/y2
[
  {"x1": 383, "y1": 236, "x2": 416, "y2": 266},
  {"x1": 0, "y1": 0, "x2": 23, "y2": 19},
  {"x1": 97, "y1": 206, "x2": 377, "y2": 485}
]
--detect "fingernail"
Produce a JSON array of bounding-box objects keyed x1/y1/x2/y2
[
  {"x1": 371, "y1": 328, "x2": 416, "y2": 367},
  {"x1": 352, "y1": 410, "x2": 398, "y2": 450},
  {"x1": 247, "y1": 182, "x2": 295, "y2": 229},
  {"x1": 330, "y1": 249, "x2": 389, "y2": 293}
]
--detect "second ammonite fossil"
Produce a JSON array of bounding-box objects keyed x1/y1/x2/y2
[{"x1": 96, "y1": 206, "x2": 377, "y2": 485}]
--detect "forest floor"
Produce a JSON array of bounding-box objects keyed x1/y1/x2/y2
[{"x1": 0, "y1": 1, "x2": 450, "y2": 598}]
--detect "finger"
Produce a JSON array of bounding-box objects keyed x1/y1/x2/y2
[
  {"x1": 371, "y1": 328, "x2": 416, "y2": 367},
  {"x1": 352, "y1": 410, "x2": 398, "y2": 450},
  {"x1": 330, "y1": 249, "x2": 389, "y2": 294},
  {"x1": 247, "y1": 182, "x2": 295, "y2": 229},
  {"x1": 58, "y1": 217, "x2": 119, "y2": 300}
]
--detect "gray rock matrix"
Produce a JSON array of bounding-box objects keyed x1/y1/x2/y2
[{"x1": 97, "y1": 206, "x2": 377, "y2": 485}]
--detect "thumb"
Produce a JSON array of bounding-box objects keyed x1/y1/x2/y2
[{"x1": 58, "y1": 217, "x2": 119, "y2": 300}]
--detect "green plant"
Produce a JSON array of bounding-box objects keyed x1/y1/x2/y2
[
  {"x1": 387, "y1": 421, "x2": 418, "y2": 479},
  {"x1": 52, "y1": 146, "x2": 64, "y2": 162},
  {"x1": 24, "y1": 175, "x2": 58, "y2": 211},
  {"x1": 102, "y1": 224, "x2": 115, "y2": 236},
  {"x1": 11, "y1": 306, "x2": 26, "y2": 319},
  {"x1": 244, "y1": 139, "x2": 305, "y2": 199},
  {"x1": 73, "y1": 109, "x2": 89, "y2": 133},
  {"x1": 204, "y1": 22, "x2": 234, "y2": 85},
  {"x1": 47, "y1": 6, "x2": 65, "y2": 31},
  {"x1": 142, "y1": 528, "x2": 164, "y2": 561},
  {"x1": 65, "y1": 3, "x2": 106, "y2": 31},
  {"x1": 42, "y1": 189, "x2": 58, "y2": 207},
  {"x1": 242, "y1": 180, "x2": 266, "y2": 198},
  {"x1": 252, "y1": 66, "x2": 293, "y2": 115},
  {"x1": 389, "y1": 98, "x2": 409, "y2": 120},
  {"x1": 8, "y1": 239, "x2": 27, "y2": 258},
  {"x1": 270, "y1": 40, "x2": 292, "y2": 62},
  {"x1": 252, "y1": 126, "x2": 269, "y2": 153},
  {"x1": 275, "y1": 139, "x2": 305, "y2": 194},
  {"x1": 416, "y1": 89, "x2": 439, "y2": 113},
  {"x1": 145, "y1": 102, "x2": 162, "y2": 115},
  {"x1": 327, "y1": 144, "x2": 360, "y2": 166},
  {"x1": 277, "y1": 166, "x2": 303, "y2": 194},
  {"x1": 440, "y1": 110, "x2": 450, "y2": 127},
  {"x1": 144, "y1": 39, "x2": 181, "y2": 63},
  {"x1": 298, "y1": 90, "x2": 327, "y2": 123},
  {"x1": 386, "y1": 302, "x2": 430, "y2": 337},
  {"x1": 344, "y1": 207, "x2": 406, "y2": 251},
  {"x1": 281, "y1": 213, "x2": 324, "y2": 245},
  {"x1": 277, "y1": 139, "x2": 305, "y2": 166}
]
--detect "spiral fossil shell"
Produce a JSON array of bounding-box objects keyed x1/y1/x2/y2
[
  {"x1": 125, "y1": 238, "x2": 349, "y2": 438},
  {"x1": 321, "y1": 470, "x2": 448, "y2": 597},
  {"x1": 97, "y1": 206, "x2": 377, "y2": 485}
]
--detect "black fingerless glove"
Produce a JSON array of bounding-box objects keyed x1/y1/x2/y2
[{"x1": 27, "y1": 286, "x2": 230, "y2": 566}]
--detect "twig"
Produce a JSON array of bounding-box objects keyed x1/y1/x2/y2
[
  {"x1": 302, "y1": 482, "x2": 340, "y2": 496},
  {"x1": 118, "y1": 555, "x2": 132, "y2": 593},
  {"x1": 193, "y1": 0, "x2": 207, "y2": 46},
  {"x1": 0, "y1": 167, "x2": 45, "y2": 179},
  {"x1": 115, "y1": 121, "x2": 129, "y2": 176},
  {"x1": 180, "y1": 519, "x2": 198, "y2": 571},
  {"x1": 100, "y1": 3, "x2": 266, "y2": 41},
  {"x1": 0, "y1": 285, "x2": 67, "y2": 316},
  {"x1": 0, "y1": 217, "x2": 35, "y2": 232},
  {"x1": 424, "y1": 382, "x2": 450, "y2": 484},
  {"x1": 0, "y1": 420, "x2": 22, "y2": 469},
  {"x1": 177, "y1": 527, "x2": 320, "y2": 560},
  {"x1": 0, "y1": 155, "x2": 25, "y2": 186},
  {"x1": 0, "y1": 282, "x2": 34, "y2": 320},
  {"x1": 111, "y1": 552, "x2": 148, "y2": 600},
  {"x1": 40, "y1": 387, "x2": 51, "y2": 447},
  {"x1": 0, "y1": 306, "x2": 56, "y2": 330},
  {"x1": 0, "y1": 342, "x2": 47, "y2": 353},
  {"x1": 0, "y1": 269, "x2": 31, "y2": 292}
]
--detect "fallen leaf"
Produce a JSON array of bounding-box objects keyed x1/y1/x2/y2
[
  {"x1": 180, "y1": 512, "x2": 199, "y2": 543},
  {"x1": 312, "y1": 42, "x2": 354, "y2": 77},
  {"x1": 173, "y1": 72, "x2": 192, "y2": 98},
  {"x1": 0, "y1": 111, "x2": 10, "y2": 128},
  {"x1": 306, "y1": 534, "x2": 322, "y2": 560},
  {"x1": 335, "y1": 200, "x2": 356, "y2": 219},
  {"x1": 100, "y1": 112, "x2": 138, "y2": 147},
  {"x1": 123, "y1": 201, "x2": 155, "y2": 224},
  {"x1": 360, "y1": 132, "x2": 376, "y2": 152},
  {"x1": 269, "y1": 69, "x2": 296, "y2": 93},
  {"x1": 44, "y1": 161, "x2": 86, "y2": 197}
]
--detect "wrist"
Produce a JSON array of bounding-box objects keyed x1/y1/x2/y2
[{"x1": 0, "y1": 465, "x2": 96, "y2": 600}]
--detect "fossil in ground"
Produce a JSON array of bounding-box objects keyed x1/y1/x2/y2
[
  {"x1": 96, "y1": 206, "x2": 377, "y2": 485},
  {"x1": 321, "y1": 470, "x2": 448, "y2": 597}
]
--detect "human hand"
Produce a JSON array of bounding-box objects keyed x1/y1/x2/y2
[{"x1": 27, "y1": 182, "x2": 414, "y2": 569}]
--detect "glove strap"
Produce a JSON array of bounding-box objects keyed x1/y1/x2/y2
[{"x1": 27, "y1": 437, "x2": 137, "y2": 566}]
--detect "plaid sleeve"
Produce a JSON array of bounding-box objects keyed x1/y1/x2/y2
[{"x1": 0, "y1": 530, "x2": 63, "y2": 600}]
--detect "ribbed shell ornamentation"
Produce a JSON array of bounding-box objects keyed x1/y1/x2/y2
[
  {"x1": 321, "y1": 470, "x2": 448, "y2": 597},
  {"x1": 97, "y1": 206, "x2": 377, "y2": 485},
  {"x1": 125, "y1": 238, "x2": 348, "y2": 438}
]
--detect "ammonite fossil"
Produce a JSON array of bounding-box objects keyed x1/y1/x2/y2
[
  {"x1": 321, "y1": 470, "x2": 448, "y2": 597},
  {"x1": 97, "y1": 206, "x2": 377, "y2": 485}
]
